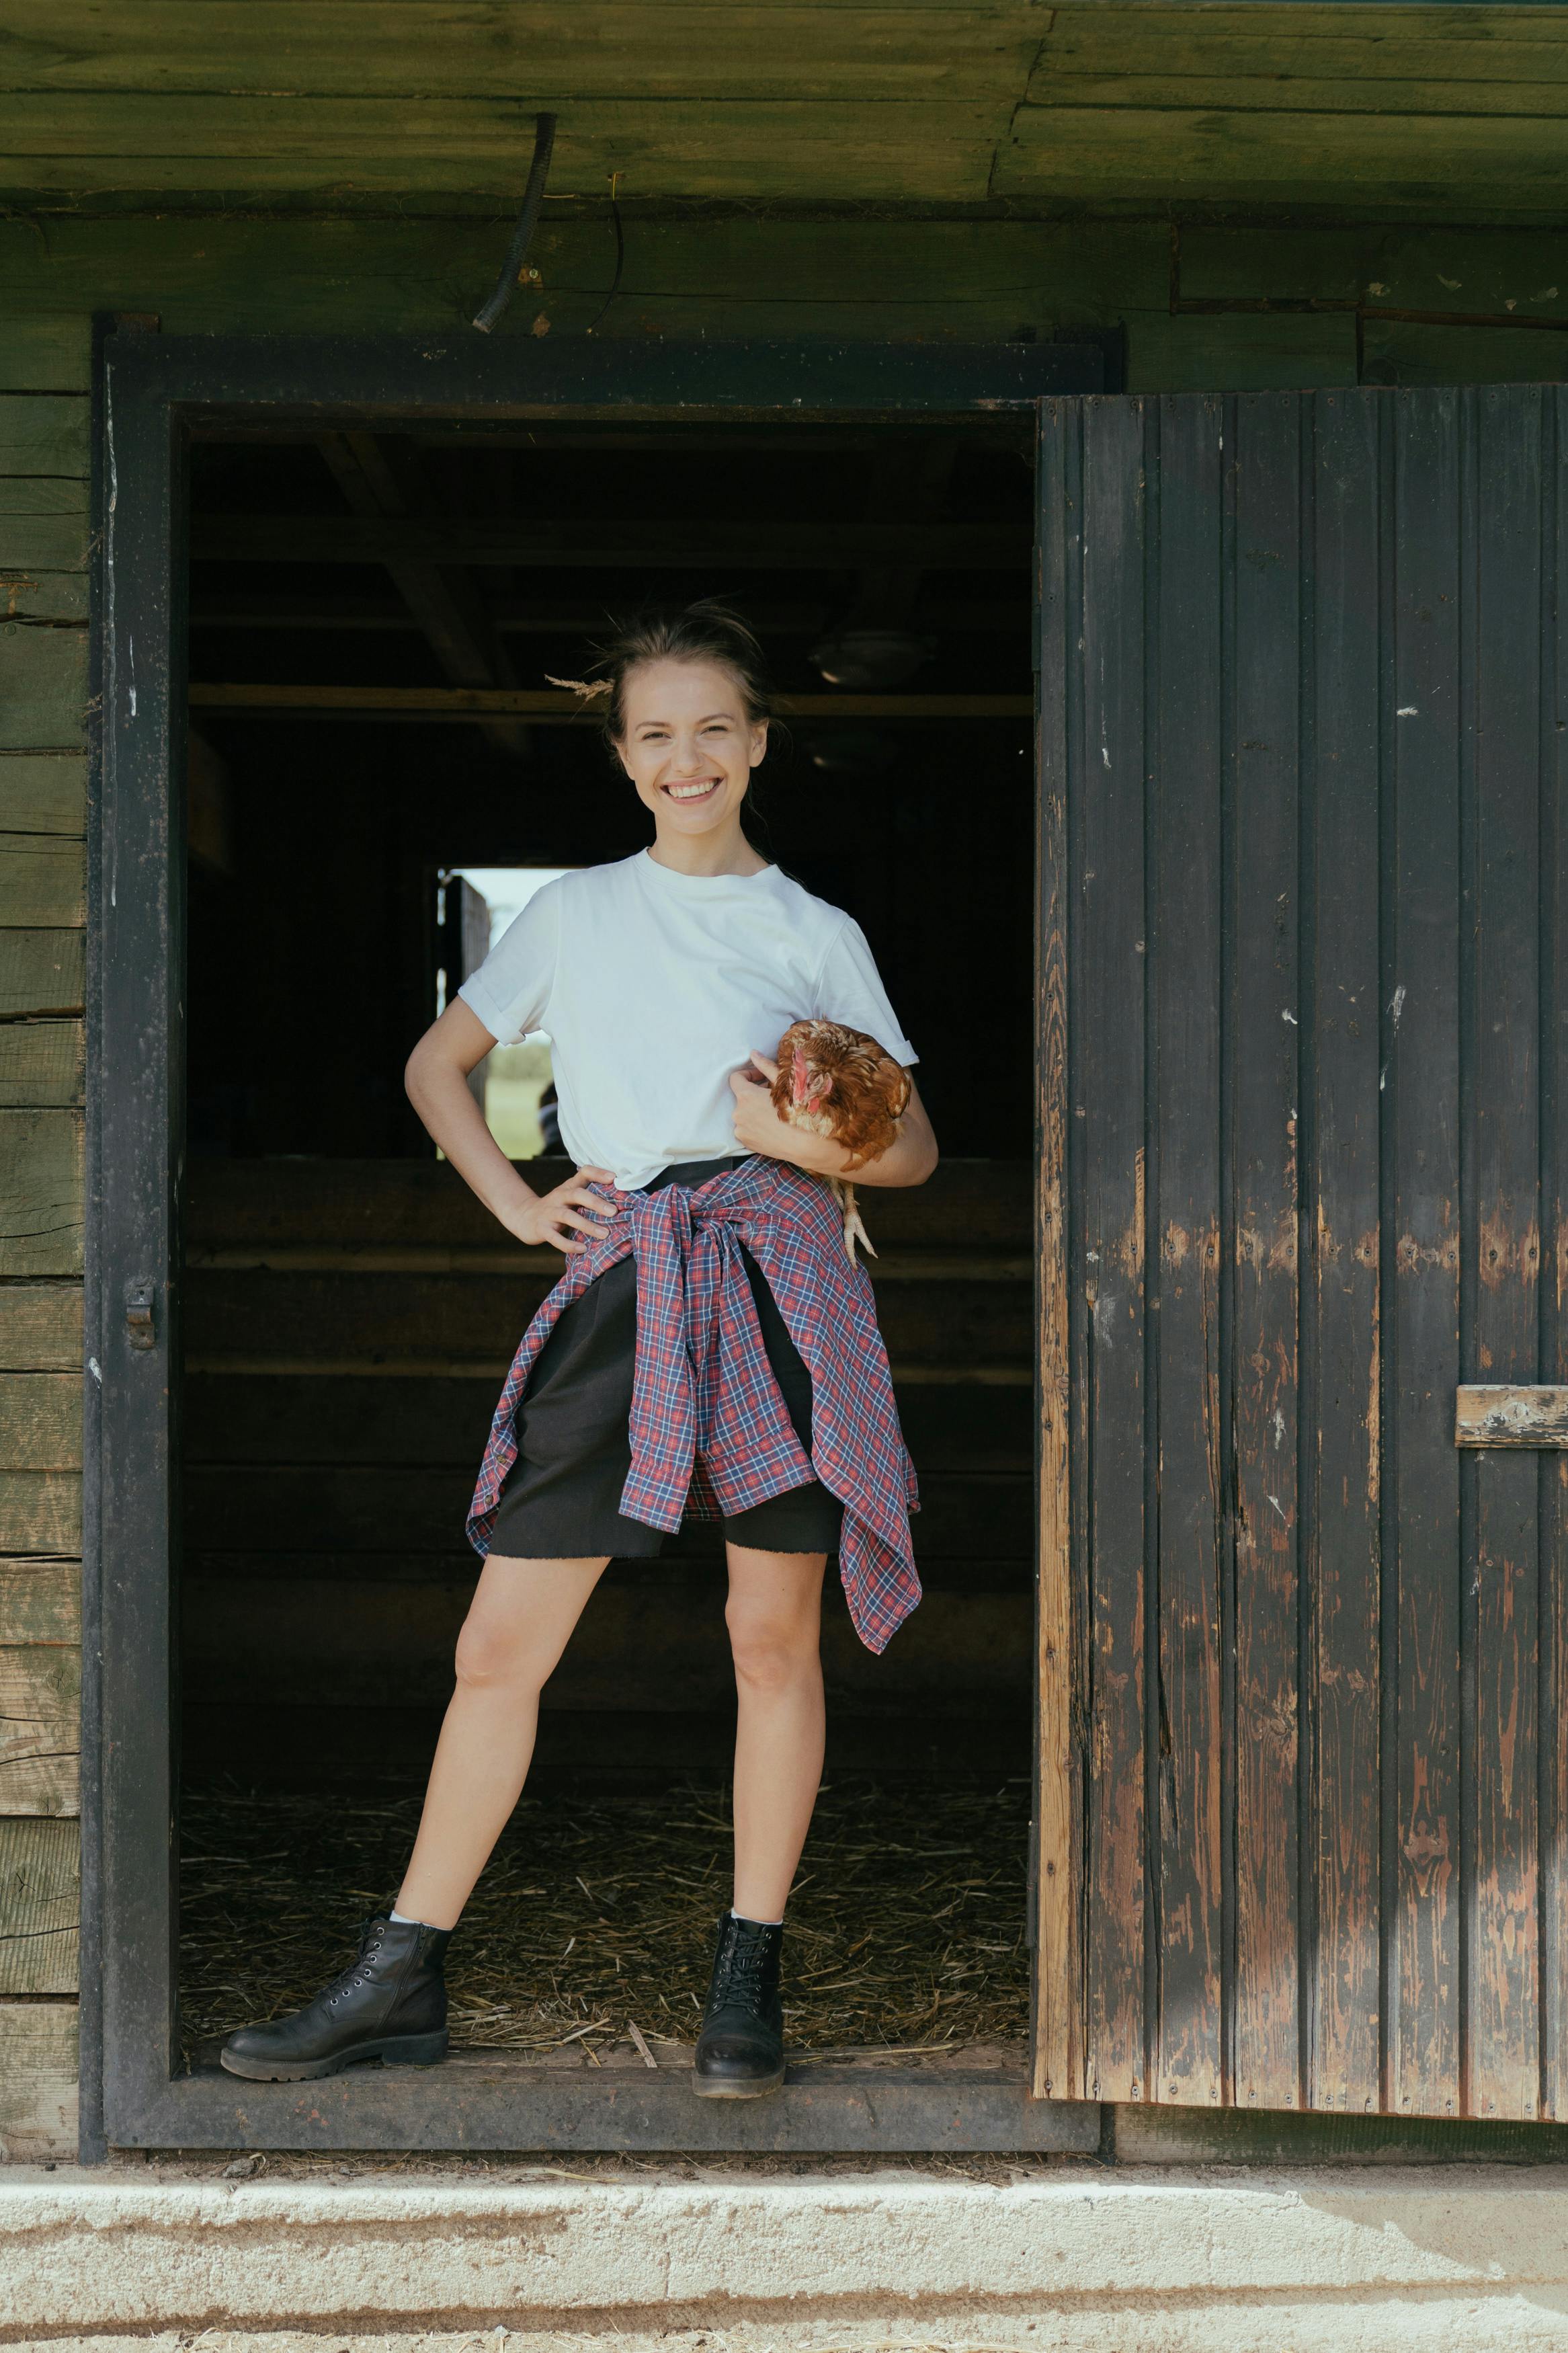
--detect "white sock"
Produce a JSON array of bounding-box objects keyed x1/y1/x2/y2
[
  {"x1": 731, "y1": 1906, "x2": 784, "y2": 1927},
  {"x1": 389, "y1": 1909, "x2": 435, "y2": 1927}
]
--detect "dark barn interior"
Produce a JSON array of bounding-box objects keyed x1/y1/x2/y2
[{"x1": 174, "y1": 417, "x2": 1040, "y2": 2065}]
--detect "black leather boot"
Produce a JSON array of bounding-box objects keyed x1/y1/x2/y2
[
  {"x1": 219, "y1": 1915, "x2": 451, "y2": 2081},
  {"x1": 692, "y1": 1912, "x2": 785, "y2": 2098}
]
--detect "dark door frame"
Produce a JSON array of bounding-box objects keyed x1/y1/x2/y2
[{"x1": 83, "y1": 324, "x2": 1104, "y2": 2158}]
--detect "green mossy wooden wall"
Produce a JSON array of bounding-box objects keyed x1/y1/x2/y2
[{"x1": 0, "y1": 202, "x2": 1564, "y2": 2155}]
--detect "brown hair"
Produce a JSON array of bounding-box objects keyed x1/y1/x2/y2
[{"x1": 552, "y1": 597, "x2": 774, "y2": 750}]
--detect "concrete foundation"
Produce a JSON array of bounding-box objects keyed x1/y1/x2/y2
[{"x1": 5, "y1": 2163, "x2": 1568, "y2": 2348}]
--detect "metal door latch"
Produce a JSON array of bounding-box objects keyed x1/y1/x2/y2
[{"x1": 125, "y1": 1279, "x2": 156, "y2": 1349}]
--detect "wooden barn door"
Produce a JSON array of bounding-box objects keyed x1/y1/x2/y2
[{"x1": 1033, "y1": 385, "x2": 1568, "y2": 2120}]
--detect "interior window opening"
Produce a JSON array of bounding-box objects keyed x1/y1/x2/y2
[
  {"x1": 178, "y1": 414, "x2": 1037, "y2": 2099},
  {"x1": 436, "y1": 865, "x2": 571, "y2": 1158}
]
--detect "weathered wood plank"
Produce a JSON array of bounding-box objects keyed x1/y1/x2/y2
[
  {"x1": 1550, "y1": 399, "x2": 1568, "y2": 2120},
  {"x1": 0, "y1": 1645, "x2": 80, "y2": 1814},
  {"x1": 0, "y1": 834, "x2": 83, "y2": 926},
  {"x1": 0, "y1": 95, "x2": 1005, "y2": 204},
  {"x1": 0, "y1": 929, "x2": 85, "y2": 1019},
  {"x1": 0, "y1": 1998, "x2": 75, "y2": 2159},
  {"x1": 0, "y1": 1019, "x2": 83, "y2": 1108},
  {"x1": 1389, "y1": 389, "x2": 1463, "y2": 2119},
  {"x1": 1077, "y1": 398, "x2": 1150, "y2": 2106},
  {"x1": 0, "y1": 1816, "x2": 78, "y2": 1994},
  {"x1": 0, "y1": 1375, "x2": 81, "y2": 1470},
  {"x1": 2, "y1": 4, "x2": 1044, "y2": 99},
  {"x1": 1178, "y1": 225, "x2": 1568, "y2": 318},
  {"x1": 0, "y1": 1110, "x2": 82, "y2": 1278},
  {"x1": 1362, "y1": 322, "x2": 1568, "y2": 391},
  {"x1": 0, "y1": 1472, "x2": 79, "y2": 1556},
  {"x1": 1466, "y1": 386, "x2": 1544, "y2": 2122},
  {"x1": 1230, "y1": 391, "x2": 1304, "y2": 2114},
  {"x1": 1040, "y1": 10, "x2": 1568, "y2": 87},
  {"x1": 1036, "y1": 75, "x2": 1568, "y2": 119},
  {"x1": 1149, "y1": 392, "x2": 1224, "y2": 2109},
  {"x1": 0, "y1": 625, "x2": 87, "y2": 752},
  {"x1": 0, "y1": 754, "x2": 87, "y2": 837},
  {"x1": 0, "y1": 1282, "x2": 82, "y2": 1371},
  {"x1": 1032, "y1": 394, "x2": 1081, "y2": 2104},
  {"x1": 0, "y1": 397, "x2": 87, "y2": 479},
  {"x1": 997, "y1": 105, "x2": 1568, "y2": 210},
  {"x1": 1458, "y1": 1386, "x2": 1568, "y2": 1444},
  {"x1": 1305, "y1": 388, "x2": 1383, "y2": 2117},
  {"x1": 0, "y1": 1560, "x2": 79, "y2": 1645},
  {"x1": 0, "y1": 317, "x2": 90, "y2": 395},
  {"x1": 2, "y1": 571, "x2": 89, "y2": 626}
]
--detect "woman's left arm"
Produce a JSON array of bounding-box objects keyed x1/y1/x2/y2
[{"x1": 729, "y1": 1057, "x2": 939, "y2": 1188}]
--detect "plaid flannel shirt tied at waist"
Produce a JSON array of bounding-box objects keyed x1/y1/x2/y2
[{"x1": 467, "y1": 1153, "x2": 921, "y2": 1654}]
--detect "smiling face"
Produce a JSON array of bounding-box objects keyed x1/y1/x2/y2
[{"x1": 614, "y1": 655, "x2": 768, "y2": 847}]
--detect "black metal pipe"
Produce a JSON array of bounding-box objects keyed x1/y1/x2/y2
[{"x1": 472, "y1": 112, "x2": 557, "y2": 335}]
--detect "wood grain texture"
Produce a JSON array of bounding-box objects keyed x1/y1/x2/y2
[
  {"x1": 0, "y1": 396, "x2": 87, "y2": 479},
  {"x1": 0, "y1": 1560, "x2": 80, "y2": 1646},
  {"x1": 0, "y1": 94, "x2": 1006, "y2": 202},
  {"x1": 0, "y1": 1816, "x2": 78, "y2": 1993},
  {"x1": 0, "y1": 1373, "x2": 80, "y2": 1470},
  {"x1": 1032, "y1": 397, "x2": 1083, "y2": 2104},
  {"x1": 1229, "y1": 392, "x2": 1304, "y2": 2112},
  {"x1": 0, "y1": 1998, "x2": 76, "y2": 2159},
  {"x1": 1388, "y1": 390, "x2": 1463, "y2": 2118},
  {"x1": 0, "y1": 834, "x2": 83, "y2": 926},
  {"x1": 0, "y1": 626, "x2": 87, "y2": 753},
  {"x1": 0, "y1": 1282, "x2": 82, "y2": 1371},
  {"x1": 1548, "y1": 393, "x2": 1568, "y2": 2124},
  {"x1": 1457, "y1": 1387, "x2": 1568, "y2": 1443},
  {"x1": 3, "y1": 4, "x2": 1046, "y2": 99},
  {"x1": 1148, "y1": 393, "x2": 1224, "y2": 2109},
  {"x1": 0, "y1": 1111, "x2": 82, "y2": 1277},
  {"x1": 0, "y1": 317, "x2": 90, "y2": 395},
  {"x1": 0, "y1": 1644, "x2": 80, "y2": 1814},
  {"x1": 0, "y1": 754, "x2": 87, "y2": 837},
  {"x1": 0, "y1": 1019, "x2": 83, "y2": 1108},
  {"x1": 1305, "y1": 391, "x2": 1383, "y2": 2116},
  {"x1": 0, "y1": 1472, "x2": 79, "y2": 1556},
  {"x1": 0, "y1": 929, "x2": 84, "y2": 1019},
  {"x1": 1465, "y1": 387, "x2": 1543, "y2": 2120},
  {"x1": 1076, "y1": 397, "x2": 1150, "y2": 2105}
]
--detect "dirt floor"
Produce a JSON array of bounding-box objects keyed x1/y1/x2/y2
[{"x1": 178, "y1": 1776, "x2": 1032, "y2": 2064}]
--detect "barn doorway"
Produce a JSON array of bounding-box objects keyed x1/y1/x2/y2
[{"x1": 173, "y1": 412, "x2": 1041, "y2": 2102}]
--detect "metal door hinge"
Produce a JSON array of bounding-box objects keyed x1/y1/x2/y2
[{"x1": 125, "y1": 1279, "x2": 157, "y2": 1349}]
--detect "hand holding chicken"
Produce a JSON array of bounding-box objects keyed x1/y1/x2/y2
[{"x1": 728, "y1": 1017, "x2": 913, "y2": 1261}]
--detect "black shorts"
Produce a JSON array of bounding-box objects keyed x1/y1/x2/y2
[{"x1": 486, "y1": 1152, "x2": 845, "y2": 1560}]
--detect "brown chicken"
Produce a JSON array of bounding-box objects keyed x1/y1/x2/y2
[{"x1": 770, "y1": 1018, "x2": 913, "y2": 1261}]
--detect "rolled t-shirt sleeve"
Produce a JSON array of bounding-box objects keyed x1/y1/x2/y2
[
  {"x1": 456, "y1": 883, "x2": 559, "y2": 1046},
  {"x1": 813, "y1": 915, "x2": 918, "y2": 1066}
]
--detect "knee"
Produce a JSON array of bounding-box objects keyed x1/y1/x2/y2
[
  {"x1": 726, "y1": 1601, "x2": 820, "y2": 1695},
  {"x1": 453, "y1": 1608, "x2": 543, "y2": 1694}
]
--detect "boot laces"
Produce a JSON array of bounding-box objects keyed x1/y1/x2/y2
[
  {"x1": 712, "y1": 1929, "x2": 769, "y2": 2015},
  {"x1": 323, "y1": 1917, "x2": 389, "y2": 2009}
]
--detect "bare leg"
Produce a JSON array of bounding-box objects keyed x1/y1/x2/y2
[
  {"x1": 394, "y1": 1553, "x2": 610, "y2": 1929},
  {"x1": 724, "y1": 1544, "x2": 828, "y2": 1922}
]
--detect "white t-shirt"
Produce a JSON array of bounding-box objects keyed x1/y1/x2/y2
[{"x1": 458, "y1": 848, "x2": 918, "y2": 1190}]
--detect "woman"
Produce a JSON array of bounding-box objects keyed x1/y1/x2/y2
[{"x1": 220, "y1": 601, "x2": 937, "y2": 2098}]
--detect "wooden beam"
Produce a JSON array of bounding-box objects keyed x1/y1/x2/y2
[
  {"x1": 190, "y1": 515, "x2": 1030, "y2": 571},
  {"x1": 188, "y1": 685, "x2": 1033, "y2": 720},
  {"x1": 190, "y1": 594, "x2": 1032, "y2": 637},
  {"x1": 315, "y1": 431, "x2": 528, "y2": 756},
  {"x1": 1456, "y1": 1384, "x2": 1568, "y2": 1446}
]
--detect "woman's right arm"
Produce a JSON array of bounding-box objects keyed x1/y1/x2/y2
[{"x1": 404, "y1": 1000, "x2": 616, "y2": 1255}]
